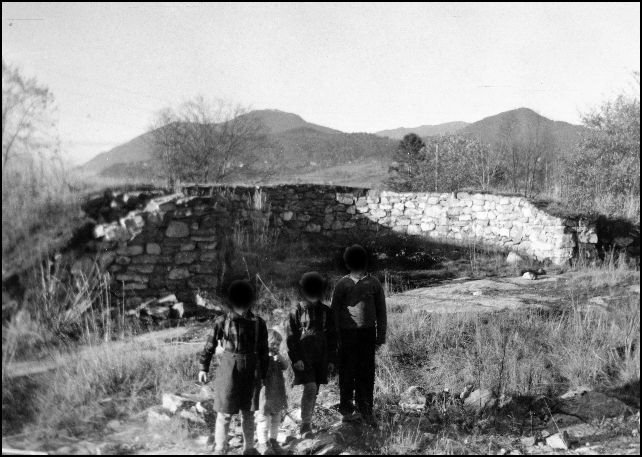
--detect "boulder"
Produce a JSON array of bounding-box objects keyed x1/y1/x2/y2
[
  {"x1": 545, "y1": 432, "x2": 570, "y2": 450},
  {"x1": 141, "y1": 304, "x2": 170, "y2": 320},
  {"x1": 157, "y1": 294, "x2": 178, "y2": 304},
  {"x1": 558, "y1": 390, "x2": 634, "y2": 420},
  {"x1": 522, "y1": 271, "x2": 537, "y2": 280},
  {"x1": 169, "y1": 302, "x2": 184, "y2": 319},
  {"x1": 506, "y1": 252, "x2": 523, "y2": 265},
  {"x1": 400, "y1": 386, "x2": 427, "y2": 410},
  {"x1": 464, "y1": 389, "x2": 496, "y2": 411},
  {"x1": 165, "y1": 221, "x2": 190, "y2": 238}
]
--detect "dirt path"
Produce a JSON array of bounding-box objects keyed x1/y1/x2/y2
[{"x1": 387, "y1": 274, "x2": 564, "y2": 313}]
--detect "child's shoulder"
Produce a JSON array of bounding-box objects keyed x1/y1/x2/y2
[{"x1": 365, "y1": 274, "x2": 383, "y2": 287}]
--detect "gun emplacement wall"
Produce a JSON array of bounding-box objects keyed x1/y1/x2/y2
[{"x1": 85, "y1": 184, "x2": 598, "y2": 307}]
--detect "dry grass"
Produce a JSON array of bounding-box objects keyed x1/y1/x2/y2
[{"x1": 2, "y1": 180, "x2": 639, "y2": 450}]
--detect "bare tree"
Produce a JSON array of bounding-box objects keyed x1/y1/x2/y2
[
  {"x1": 149, "y1": 97, "x2": 266, "y2": 184},
  {"x1": 497, "y1": 113, "x2": 520, "y2": 193},
  {"x1": 467, "y1": 139, "x2": 503, "y2": 191},
  {"x1": 2, "y1": 60, "x2": 58, "y2": 181}
]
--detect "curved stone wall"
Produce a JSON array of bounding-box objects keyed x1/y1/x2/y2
[{"x1": 86, "y1": 184, "x2": 597, "y2": 306}]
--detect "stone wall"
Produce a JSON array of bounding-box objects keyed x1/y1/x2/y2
[{"x1": 87, "y1": 184, "x2": 598, "y2": 306}]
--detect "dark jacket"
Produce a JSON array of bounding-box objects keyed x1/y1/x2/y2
[
  {"x1": 199, "y1": 310, "x2": 269, "y2": 380},
  {"x1": 331, "y1": 274, "x2": 387, "y2": 345},
  {"x1": 285, "y1": 300, "x2": 337, "y2": 385}
]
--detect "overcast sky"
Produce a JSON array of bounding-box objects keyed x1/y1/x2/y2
[{"x1": 2, "y1": 2, "x2": 640, "y2": 165}]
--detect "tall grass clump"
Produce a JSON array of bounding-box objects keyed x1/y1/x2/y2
[
  {"x1": 376, "y1": 277, "x2": 640, "y2": 405},
  {"x1": 30, "y1": 341, "x2": 199, "y2": 437}
]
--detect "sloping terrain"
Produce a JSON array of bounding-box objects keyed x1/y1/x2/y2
[
  {"x1": 79, "y1": 108, "x2": 585, "y2": 186},
  {"x1": 375, "y1": 121, "x2": 469, "y2": 139},
  {"x1": 459, "y1": 107, "x2": 585, "y2": 153}
]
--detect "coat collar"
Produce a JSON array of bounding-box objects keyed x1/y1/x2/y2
[{"x1": 228, "y1": 309, "x2": 256, "y2": 320}]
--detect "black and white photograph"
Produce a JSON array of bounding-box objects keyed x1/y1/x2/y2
[{"x1": 2, "y1": 2, "x2": 640, "y2": 455}]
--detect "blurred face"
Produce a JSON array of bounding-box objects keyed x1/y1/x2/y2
[
  {"x1": 228, "y1": 280, "x2": 254, "y2": 314},
  {"x1": 269, "y1": 338, "x2": 281, "y2": 353}
]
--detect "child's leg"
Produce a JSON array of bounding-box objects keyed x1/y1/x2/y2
[
  {"x1": 301, "y1": 382, "x2": 319, "y2": 426},
  {"x1": 268, "y1": 412, "x2": 281, "y2": 440},
  {"x1": 214, "y1": 412, "x2": 232, "y2": 452},
  {"x1": 240, "y1": 409, "x2": 256, "y2": 451},
  {"x1": 255, "y1": 412, "x2": 268, "y2": 446}
]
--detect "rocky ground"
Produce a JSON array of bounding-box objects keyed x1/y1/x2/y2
[{"x1": 3, "y1": 272, "x2": 640, "y2": 455}]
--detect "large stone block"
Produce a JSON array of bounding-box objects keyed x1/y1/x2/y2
[
  {"x1": 166, "y1": 221, "x2": 190, "y2": 238},
  {"x1": 146, "y1": 243, "x2": 162, "y2": 255},
  {"x1": 168, "y1": 268, "x2": 190, "y2": 280},
  {"x1": 336, "y1": 194, "x2": 354, "y2": 205},
  {"x1": 115, "y1": 255, "x2": 131, "y2": 265},
  {"x1": 407, "y1": 225, "x2": 421, "y2": 235},
  {"x1": 188, "y1": 275, "x2": 218, "y2": 289},
  {"x1": 189, "y1": 263, "x2": 217, "y2": 274},
  {"x1": 116, "y1": 244, "x2": 144, "y2": 256},
  {"x1": 174, "y1": 251, "x2": 198, "y2": 266},
  {"x1": 115, "y1": 273, "x2": 149, "y2": 283}
]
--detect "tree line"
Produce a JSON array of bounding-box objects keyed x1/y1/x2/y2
[{"x1": 386, "y1": 81, "x2": 640, "y2": 221}]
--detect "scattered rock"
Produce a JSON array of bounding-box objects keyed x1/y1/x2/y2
[
  {"x1": 560, "y1": 386, "x2": 592, "y2": 400},
  {"x1": 140, "y1": 304, "x2": 170, "y2": 320},
  {"x1": 522, "y1": 271, "x2": 537, "y2": 280},
  {"x1": 106, "y1": 419, "x2": 121, "y2": 431},
  {"x1": 472, "y1": 290, "x2": 483, "y2": 296},
  {"x1": 506, "y1": 252, "x2": 524, "y2": 265},
  {"x1": 170, "y1": 302, "x2": 185, "y2": 319},
  {"x1": 464, "y1": 389, "x2": 496, "y2": 411},
  {"x1": 283, "y1": 408, "x2": 302, "y2": 429},
  {"x1": 520, "y1": 436, "x2": 535, "y2": 447},
  {"x1": 162, "y1": 393, "x2": 195, "y2": 414},
  {"x1": 400, "y1": 386, "x2": 427, "y2": 410},
  {"x1": 157, "y1": 294, "x2": 178, "y2": 304},
  {"x1": 147, "y1": 406, "x2": 172, "y2": 424},
  {"x1": 179, "y1": 408, "x2": 206, "y2": 424},
  {"x1": 558, "y1": 391, "x2": 634, "y2": 420},
  {"x1": 195, "y1": 293, "x2": 223, "y2": 311},
  {"x1": 545, "y1": 431, "x2": 570, "y2": 450}
]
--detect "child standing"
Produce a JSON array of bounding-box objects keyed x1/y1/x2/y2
[
  {"x1": 331, "y1": 244, "x2": 387, "y2": 425},
  {"x1": 255, "y1": 329, "x2": 289, "y2": 455},
  {"x1": 198, "y1": 280, "x2": 269, "y2": 456},
  {"x1": 285, "y1": 271, "x2": 337, "y2": 438}
]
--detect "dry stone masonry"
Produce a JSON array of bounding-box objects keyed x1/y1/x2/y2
[{"x1": 86, "y1": 184, "x2": 598, "y2": 306}]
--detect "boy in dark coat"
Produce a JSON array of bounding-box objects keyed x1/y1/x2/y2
[
  {"x1": 285, "y1": 271, "x2": 337, "y2": 437},
  {"x1": 331, "y1": 244, "x2": 387, "y2": 425},
  {"x1": 198, "y1": 280, "x2": 269, "y2": 455}
]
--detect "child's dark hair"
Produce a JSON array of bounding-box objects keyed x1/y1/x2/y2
[
  {"x1": 299, "y1": 271, "x2": 327, "y2": 298},
  {"x1": 226, "y1": 279, "x2": 255, "y2": 308},
  {"x1": 343, "y1": 244, "x2": 368, "y2": 271}
]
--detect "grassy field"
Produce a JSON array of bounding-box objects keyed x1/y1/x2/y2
[
  {"x1": 1, "y1": 173, "x2": 640, "y2": 453},
  {"x1": 2, "y1": 221, "x2": 640, "y2": 454}
]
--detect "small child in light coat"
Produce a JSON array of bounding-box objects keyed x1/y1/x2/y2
[{"x1": 255, "y1": 329, "x2": 289, "y2": 455}]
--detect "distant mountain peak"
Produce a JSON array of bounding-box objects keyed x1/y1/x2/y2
[
  {"x1": 240, "y1": 109, "x2": 341, "y2": 135},
  {"x1": 375, "y1": 121, "x2": 469, "y2": 139}
]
